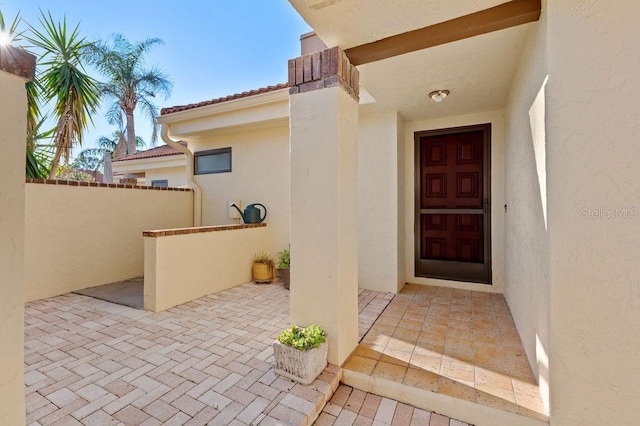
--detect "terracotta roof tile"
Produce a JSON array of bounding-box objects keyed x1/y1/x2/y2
[
  {"x1": 161, "y1": 83, "x2": 288, "y2": 115},
  {"x1": 114, "y1": 141, "x2": 186, "y2": 162}
]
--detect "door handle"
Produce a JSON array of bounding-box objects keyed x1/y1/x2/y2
[{"x1": 484, "y1": 198, "x2": 489, "y2": 213}]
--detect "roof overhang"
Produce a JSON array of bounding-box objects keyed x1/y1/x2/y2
[
  {"x1": 288, "y1": 0, "x2": 523, "y2": 49},
  {"x1": 159, "y1": 88, "x2": 290, "y2": 139},
  {"x1": 112, "y1": 154, "x2": 186, "y2": 174}
]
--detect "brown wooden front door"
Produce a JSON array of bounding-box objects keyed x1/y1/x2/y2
[{"x1": 415, "y1": 124, "x2": 491, "y2": 284}]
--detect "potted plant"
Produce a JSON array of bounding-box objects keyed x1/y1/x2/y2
[
  {"x1": 253, "y1": 252, "x2": 274, "y2": 284},
  {"x1": 277, "y1": 249, "x2": 290, "y2": 290},
  {"x1": 273, "y1": 325, "x2": 327, "y2": 385}
]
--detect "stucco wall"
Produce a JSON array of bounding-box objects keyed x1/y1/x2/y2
[
  {"x1": 0, "y1": 70, "x2": 28, "y2": 425},
  {"x1": 191, "y1": 126, "x2": 290, "y2": 256},
  {"x1": 146, "y1": 166, "x2": 187, "y2": 187},
  {"x1": 144, "y1": 225, "x2": 268, "y2": 312},
  {"x1": 545, "y1": 1, "x2": 640, "y2": 424},
  {"x1": 504, "y1": 16, "x2": 550, "y2": 411},
  {"x1": 358, "y1": 112, "x2": 403, "y2": 293},
  {"x1": 189, "y1": 115, "x2": 406, "y2": 295},
  {"x1": 404, "y1": 110, "x2": 506, "y2": 293},
  {"x1": 25, "y1": 184, "x2": 193, "y2": 301}
]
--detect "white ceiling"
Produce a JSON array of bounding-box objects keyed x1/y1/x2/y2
[
  {"x1": 289, "y1": 0, "x2": 510, "y2": 48},
  {"x1": 357, "y1": 23, "x2": 534, "y2": 121}
]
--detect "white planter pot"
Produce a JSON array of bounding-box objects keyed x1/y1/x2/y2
[{"x1": 272, "y1": 340, "x2": 328, "y2": 385}]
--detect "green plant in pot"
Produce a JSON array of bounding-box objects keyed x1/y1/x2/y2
[
  {"x1": 273, "y1": 325, "x2": 327, "y2": 385},
  {"x1": 253, "y1": 252, "x2": 274, "y2": 284},
  {"x1": 277, "y1": 249, "x2": 290, "y2": 290}
]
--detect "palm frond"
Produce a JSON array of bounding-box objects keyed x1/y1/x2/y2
[
  {"x1": 73, "y1": 147, "x2": 109, "y2": 172},
  {"x1": 25, "y1": 79, "x2": 43, "y2": 149},
  {"x1": 95, "y1": 135, "x2": 116, "y2": 151},
  {"x1": 26, "y1": 147, "x2": 49, "y2": 179},
  {"x1": 0, "y1": 8, "x2": 24, "y2": 44},
  {"x1": 135, "y1": 136, "x2": 146, "y2": 149},
  {"x1": 104, "y1": 101, "x2": 124, "y2": 127},
  {"x1": 27, "y1": 11, "x2": 101, "y2": 176}
]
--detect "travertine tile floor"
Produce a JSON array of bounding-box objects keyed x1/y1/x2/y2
[
  {"x1": 25, "y1": 282, "x2": 463, "y2": 425},
  {"x1": 343, "y1": 284, "x2": 548, "y2": 421}
]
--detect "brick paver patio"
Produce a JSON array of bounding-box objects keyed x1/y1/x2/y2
[
  {"x1": 24, "y1": 283, "x2": 466, "y2": 425},
  {"x1": 316, "y1": 385, "x2": 471, "y2": 426}
]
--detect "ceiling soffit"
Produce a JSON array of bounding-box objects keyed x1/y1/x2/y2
[{"x1": 289, "y1": 0, "x2": 510, "y2": 49}]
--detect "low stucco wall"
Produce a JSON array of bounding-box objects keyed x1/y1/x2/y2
[
  {"x1": 25, "y1": 181, "x2": 193, "y2": 301},
  {"x1": 144, "y1": 223, "x2": 268, "y2": 312}
]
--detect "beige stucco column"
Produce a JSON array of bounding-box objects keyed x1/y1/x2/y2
[
  {"x1": 0, "y1": 46, "x2": 35, "y2": 425},
  {"x1": 289, "y1": 47, "x2": 360, "y2": 365}
]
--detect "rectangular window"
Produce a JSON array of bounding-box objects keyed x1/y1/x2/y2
[
  {"x1": 151, "y1": 179, "x2": 168, "y2": 188},
  {"x1": 194, "y1": 147, "x2": 232, "y2": 175}
]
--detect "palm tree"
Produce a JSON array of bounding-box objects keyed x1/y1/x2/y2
[
  {"x1": 73, "y1": 131, "x2": 146, "y2": 173},
  {"x1": 87, "y1": 34, "x2": 172, "y2": 156},
  {"x1": 27, "y1": 11, "x2": 101, "y2": 178}
]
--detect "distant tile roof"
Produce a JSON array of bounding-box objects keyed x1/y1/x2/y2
[
  {"x1": 161, "y1": 83, "x2": 288, "y2": 115},
  {"x1": 114, "y1": 141, "x2": 186, "y2": 162}
]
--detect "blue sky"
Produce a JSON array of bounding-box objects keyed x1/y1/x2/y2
[{"x1": 2, "y1": 0, "x2": 310, "y2": 154}]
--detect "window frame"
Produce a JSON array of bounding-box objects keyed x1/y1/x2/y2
[
  {"x1": 194, "y1": 147, "x2": 232, "y2": 175},
  {"x1": 150, "y1": 179, "x2": 169, "y2": 188}
]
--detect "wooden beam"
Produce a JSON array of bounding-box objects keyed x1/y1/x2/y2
[{"x1": 345, "y1": 0, "x2": 541, "y2": 66}]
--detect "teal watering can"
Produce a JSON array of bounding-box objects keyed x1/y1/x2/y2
[{"x1": 231, "y1": 203, "x2": 267, "y2": 224}]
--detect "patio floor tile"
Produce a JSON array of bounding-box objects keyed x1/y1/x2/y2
[{"x1": 343, "y1": 284, "x2": 549, "y2": 421}]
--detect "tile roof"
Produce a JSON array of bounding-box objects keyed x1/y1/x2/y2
[
  {"x1": 160, "y1": 83, "x2": 288, "y2": 115},
  {"x1": 114, "y1": 141, "x2": 186, "y2": 162}
]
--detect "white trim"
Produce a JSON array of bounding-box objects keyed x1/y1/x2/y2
[
  {"x1": 158, "y1": 89, "x2": 289, "y2": 124},
  {"x1": 112, "y1": 155, "x2": 186, "y2": 173}
]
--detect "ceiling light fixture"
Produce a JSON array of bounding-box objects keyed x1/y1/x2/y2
[{"x1": 429, "y1": 89, "x2": 450, "y2": 103}]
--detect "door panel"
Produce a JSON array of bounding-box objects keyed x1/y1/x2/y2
[
  {"x1": 420, "y1": 214, "x2": 484, "y2": 262},
  {"x1": 415, "y1": 125, "x2": 491, "y2": 284}
]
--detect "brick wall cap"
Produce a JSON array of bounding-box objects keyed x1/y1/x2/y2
[
  {"x1": 26, "y1": 178, "x2": 192, "y2": 192},
  {"x1": 143, "y1": 223, "x2": 266, "y2": 238}
]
